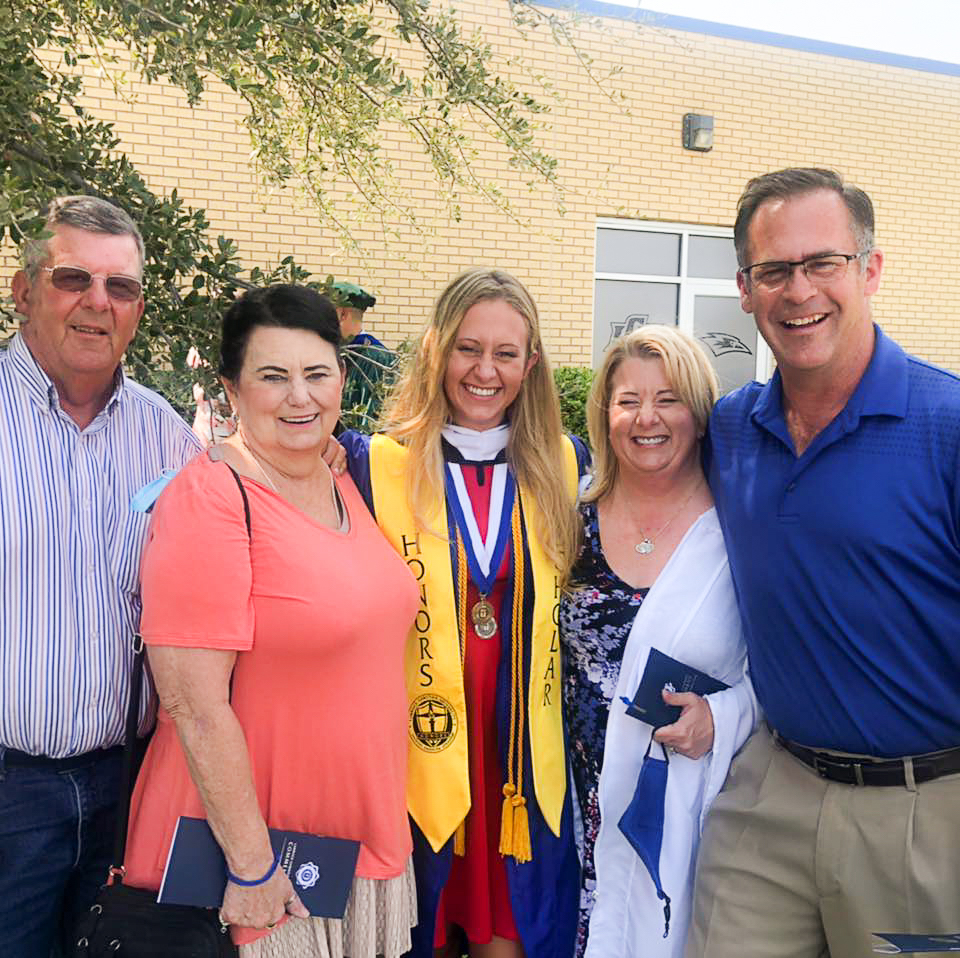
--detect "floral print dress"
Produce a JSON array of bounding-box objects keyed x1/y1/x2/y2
[{"x1": 560, "y1": 500, "x2": 648, "y2": 958}]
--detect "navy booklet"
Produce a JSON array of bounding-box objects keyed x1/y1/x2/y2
[
  {"x1": 620, "y1": 647, "x2": 729, "y2": 728},
  {"x1": 158, "y1": 816, "x2": 360, "y2": 918},
  {"x1": 872, "y1": 933, "x2": 960, "y2": 954}
]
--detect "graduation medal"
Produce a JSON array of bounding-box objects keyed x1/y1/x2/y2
[
  {"x1": 445, "y1": 460, "x2": 515, "y2": 643},
  {"x1": 471, "y1": 597, "x2": 498, "y2": 638}
]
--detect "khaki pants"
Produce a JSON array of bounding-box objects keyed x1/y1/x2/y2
[{"x1": 686, "y1": 725, "x2": 960, "y2": 958}]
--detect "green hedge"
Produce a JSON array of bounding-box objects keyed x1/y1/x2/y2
[{"x1": 554, "y1": 366, "x2": 594, "y2": 445}]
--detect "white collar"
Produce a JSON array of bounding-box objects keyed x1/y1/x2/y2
[{"x1": 441, "y1": 423, "x2": 509, "y2": 461}]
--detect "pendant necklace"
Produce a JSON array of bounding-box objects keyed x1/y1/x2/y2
[
  {"x1": 634, "y1": 477, "x2": 703, "y2": 556},
  {"x1": 239, "y1": 436, "x2": 342, "y2": 526},
  {"x1": 238, "y1": 433, "x2": 281, "y2": 495}
]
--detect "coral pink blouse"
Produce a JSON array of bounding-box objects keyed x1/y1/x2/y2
[{"x1": 123, "y1": 454, "x2": 417, "y2": 944}]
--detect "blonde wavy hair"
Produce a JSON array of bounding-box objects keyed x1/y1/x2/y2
[
  {"x1": 383, "y1": 267, "x2": 579, "y2": 575},
  {"x1": 585, "y1": 325, "x2": 719, "y2": 504}
]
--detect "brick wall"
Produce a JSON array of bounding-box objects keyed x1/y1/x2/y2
[{"x1": 4, "y1": 2, "x2": 959, "y2": 369}]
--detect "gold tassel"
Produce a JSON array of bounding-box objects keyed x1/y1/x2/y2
[
  {"x1": 511, "y1": 794, "x2": 532, "y2": 864},
  {"x1": 453, "y1": 818, "x2": 466, "y2": 857},
  {"x1": 499, "y1": 783, "x2": 516, "y2": 855},
  {"x1": 497, "y1": 500, "x2": 536, "y2": 864}
]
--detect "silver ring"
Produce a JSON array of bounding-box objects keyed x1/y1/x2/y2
[
  {"x1": 218, "y1": 912, "x2": 229, "y2": 934},
  {"x1": 668, "y1": 746, "x2": 678, "y2": 755}
]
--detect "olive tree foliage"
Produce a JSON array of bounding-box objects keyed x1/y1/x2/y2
[{"x1": 0, "y1": 0, "x2": 596, "y2": 414}]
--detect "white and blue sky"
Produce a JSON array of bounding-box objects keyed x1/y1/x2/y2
[{"x1": 604, "y1": 0, "x2": 960, "y2": 65}]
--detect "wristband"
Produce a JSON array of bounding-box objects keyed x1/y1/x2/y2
[{"x1": 227, "y1": 849, "x2": 281, "y2": 887}]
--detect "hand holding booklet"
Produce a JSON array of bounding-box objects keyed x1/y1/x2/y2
[
  {"x1": 620, "y1": 647, "x2": 729, "y2": 729},
  {"x1": 158, "y1": 816, "x2": 360, "y2": 918}
]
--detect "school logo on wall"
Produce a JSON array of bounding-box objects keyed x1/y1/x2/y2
[
  {"x1": 607, "y1": 313, "x2": 649, "y2": 346},
  {"x1": 699, "y1": 331, "x2": 753, "y2": 357},
  {"x1": 409, "y1": 694, "x2": 458, "y2": 752}
]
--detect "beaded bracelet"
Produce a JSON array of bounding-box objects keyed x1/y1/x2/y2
[{"x1": 226, "y1": 849, "x2": 282, "y2": 887}]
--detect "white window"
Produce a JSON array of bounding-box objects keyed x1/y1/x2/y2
[{"x1": 593, "y1": 220, "x2": 772, "y2": 393}]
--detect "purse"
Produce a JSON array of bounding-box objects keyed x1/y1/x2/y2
[
  {"x1": 73, "y1": 464, "x2": 252, "y2": 958},
  {"x1": 74, "y1": 883, "x2": 237, "y2": 957}
]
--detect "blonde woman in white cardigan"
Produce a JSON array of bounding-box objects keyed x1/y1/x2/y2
[{"x1": 560, "y1": 326, "x2": 758, "y2": 958}]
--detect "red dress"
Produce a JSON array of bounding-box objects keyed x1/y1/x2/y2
[{"x1": 433, "y1": 462, "x2": 520, "y2": 946}]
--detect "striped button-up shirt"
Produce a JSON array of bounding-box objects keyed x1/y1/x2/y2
[{"x1": 0, "y1": 333, "x2": 202, "y2": 758}]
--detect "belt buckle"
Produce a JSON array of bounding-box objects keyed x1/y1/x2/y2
[
  {"x1": 811, "y1": 753, "x2": 832, "y2": 779},
  {"x1": 812, "y1": 753, "x2": 863, "y2": 785}
]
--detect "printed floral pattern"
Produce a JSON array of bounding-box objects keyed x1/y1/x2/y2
[{"x1": 560, "y1": 500, "x2": 647, "y2": 958}]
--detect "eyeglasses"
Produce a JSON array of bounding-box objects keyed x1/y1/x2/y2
[
  {"x1": 42, "y1": 265, "x2": 143, "y2": 302},
  {"x1": 740, "y1": 252, "x2": 870, "y2": 292}
]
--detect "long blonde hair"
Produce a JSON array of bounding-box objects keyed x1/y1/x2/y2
[
  {"x1": 585, "y1": 325, "x2": 719, "y2": 504},
  {"x1": 383, "y1": 267, "x2": 579, "y2": 575}
]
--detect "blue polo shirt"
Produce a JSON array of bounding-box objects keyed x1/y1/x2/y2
[{"x1": 708, "y1": 326, "x2": 960, "y2": 757}]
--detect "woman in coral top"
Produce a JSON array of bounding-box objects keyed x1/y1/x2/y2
[
  {"x1": 342, "y1": 268, "x2": 588, "y2": 958},
  {"x1": 123, "y1": 285, "x2": 419, "y2": 958}
]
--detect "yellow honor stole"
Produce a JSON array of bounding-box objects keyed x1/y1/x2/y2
[{"x1": 369, "y1": 434, "x2": 578, "y2": 857}]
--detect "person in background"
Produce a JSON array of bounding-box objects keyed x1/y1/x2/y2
[
  {"x1": 122, "y1": 285, "x2": 419, "y2": 958},
  {"x1": 0, "y1": 195, "x2": 201, "y2": 958},
  {"x1": 341, "y1": 267, "x2": 588, "y2": 958},
  {"x1": 334, "y1": 280, "x2": 396, "y2": 432},
  {"x1": 561, "y1": 326, "x2": 756, "y2": 958},
  {"x1": 688, "y1": 168, "x2": 960, "y2": 958},
  {"x1": 188, "y1": 344, "x2": 237, "y2": 444}
]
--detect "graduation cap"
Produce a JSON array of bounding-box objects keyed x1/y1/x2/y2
[{"x1": 332, "y1": 281, "x2": 376, "y2": 311}]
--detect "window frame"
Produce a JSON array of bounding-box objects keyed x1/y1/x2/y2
[{"x1": 594, "y1": 218, "x2": 772, "y2": 381}]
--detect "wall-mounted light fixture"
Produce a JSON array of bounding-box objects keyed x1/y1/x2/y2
[{"x1": 683, "y1": 113, "x2": 714, "y2": 152}]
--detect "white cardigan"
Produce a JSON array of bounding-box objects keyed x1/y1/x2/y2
[{"x1": 584, "y1": 508, "x2": 758, "y2": 958}]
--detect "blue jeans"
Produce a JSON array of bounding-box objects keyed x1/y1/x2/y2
[{"x1": 0, "y1": 747, "x2": 123, "y2": 958}]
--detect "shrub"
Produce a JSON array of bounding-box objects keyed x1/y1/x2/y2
[{"x1": 554, "y1": 366, "x2": 594, "y2": 445}]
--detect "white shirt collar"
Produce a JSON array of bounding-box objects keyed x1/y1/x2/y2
[{"x1": 441, "y1": 423, "x2": 509, "y2": 461}]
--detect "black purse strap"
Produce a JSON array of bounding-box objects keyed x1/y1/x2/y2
[{"x1": 110, "y1": 463, "x2": 252, "y2": 883}]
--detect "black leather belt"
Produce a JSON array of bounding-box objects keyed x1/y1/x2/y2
[
  {"x1": 2, "y1": 744, "x2": 124, "y2": 772},
  {"x1": 773, "y1": 732, "x2": 960, "y2": 787}
]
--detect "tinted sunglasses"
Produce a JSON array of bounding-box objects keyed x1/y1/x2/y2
[{"x1": 42, "y1": 265, "x2": 142, "y2": 302}]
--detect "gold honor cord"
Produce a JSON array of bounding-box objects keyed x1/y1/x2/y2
[
  {"x1": 499, "y1": 500, "x2": 532, "y2": 863},
  {"x1": 452, "y1": 496, "x2": 532, "y2": 863}
]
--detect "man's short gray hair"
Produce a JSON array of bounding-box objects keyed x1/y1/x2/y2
[
  {"x1": 22, "y1": 195, "x2": 145, "y2": 279},
  {"x1": 734, "y1": 168, "x2": 875, "y2": 268}
]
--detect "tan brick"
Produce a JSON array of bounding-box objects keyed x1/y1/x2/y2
[{"x1": 2, "y1": 2, "x2": 959, "y2": 369}]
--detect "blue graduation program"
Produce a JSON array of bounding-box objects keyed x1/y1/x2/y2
[
  {"x1": 158, "y1": 816, "x2": 360, "y2": 918},
  {"x1": 620, "y1": 647, "x2": 729, "y2": 729}
]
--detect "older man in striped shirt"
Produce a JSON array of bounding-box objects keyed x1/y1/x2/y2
[{"x1": 0, "y1": 196, "x2": 201, "y2": 957}]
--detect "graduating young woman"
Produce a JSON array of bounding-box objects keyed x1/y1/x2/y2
[{"x1": 342, "y1": 268, "x2": 588, "y2": 958}]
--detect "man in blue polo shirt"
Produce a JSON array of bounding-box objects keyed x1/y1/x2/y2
[{"x1": 687, "y1": 169, "x2": 960, "y2": 958}]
